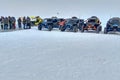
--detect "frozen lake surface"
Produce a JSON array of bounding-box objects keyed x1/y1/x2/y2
[{"x1": 0, "y1": 27, "x2": 120, "y2": 80}]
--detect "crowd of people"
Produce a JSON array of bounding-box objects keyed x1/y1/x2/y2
[
  {"x1": 0, "y1": 16, "x2": 16, "y2": 30},
  {"x1": 0, "y1": 16, "x2": 39, "y2": 30},
  {"x1": 19, "y1": 16, "x2": 31, "y2": 29}
]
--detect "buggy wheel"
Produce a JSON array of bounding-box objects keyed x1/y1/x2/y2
[
  {"x1": 24, "y1": 27, "x2": 26, "y2": 29},
  {"x1": 59, "y1": 26, "x2": 62, "y2": 30},
  {"x1": 96, "y1": 26, "x2": 101, "y2": 33},
  {"x1": 48, "y1": 25, "x2": 53, "y2": 31},
  {"x1": 81, "y1": 26, "x2": 84, "y2": 32},
  {"x1": 104, "y1": 28, "x2": 108, "y2": 34},
  {"x1": 100, "y1": 26, "x2": 102, "y2": 32},
  {"x1": 79, "y1": 26, "x2": 82, "y2": 31},
  {"x1": 73, "y1": 26, "x2": 78, "y2": 32},
  {"x1": 61, "y1": 26, "x2": 66, "y2": 31},
  {"x1": 38, "y1": 24, "x2": 42, "y2": 30}
]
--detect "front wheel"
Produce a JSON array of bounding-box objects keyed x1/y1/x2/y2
[
  {"x1": 81, "y1": 26, "x2": 85, "y2": 32},
  {"x1": 61, "y1": 26, "x2": 66, "y2": 31},
  {"x1": 38, "y1": 24, "x2": 42, "y2": 30},
  {"x1": 48, "y1": 25, "x2": 53, "y2": 31},
  {"x1": 96, "y1": 26, "x2": 101, "y2": 33},
  {"x1": 59, "y1": 26, "x2": 62, "y2": 30}
]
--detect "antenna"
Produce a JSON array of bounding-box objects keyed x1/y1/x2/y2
[{"x1": 56, "y1": 12, "x2": 59, "y2": 17}]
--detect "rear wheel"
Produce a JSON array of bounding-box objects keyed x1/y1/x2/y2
[
  {"x1": 73, "y1": 26, "x2": 78, "y2": 32},
  {"x1": 104, "y1": 28, "x2": 108, "y2": 34},
  {"x1": 100, "y1": 26, "x2": 102, "y2": 31}
]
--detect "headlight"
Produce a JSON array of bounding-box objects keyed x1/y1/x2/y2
[{"x1": 112, "y1": 24, "x2": 118, "y2": 27}]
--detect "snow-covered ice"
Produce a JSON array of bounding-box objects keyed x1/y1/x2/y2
[{"x1": 0, "y1": 27, "x2": 120, "y2": 80}]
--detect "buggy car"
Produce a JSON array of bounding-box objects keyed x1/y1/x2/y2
[
  {"x1": 38, "y1": 18, "x2": 53, "y2": 31},
  {"x1": 38, "y1": 17, "x2": 62, "y2": 31},
  {"x1": 60, "y1": 17, "x2": 80, "y2": 32},
  {"x1": 81, "y1": 16, "x2": 102, "y2": 33},
  {"x1": 104, "y1": 17, "x2": 120, "y2": 34},
  {"x1": 30, "y1": 16, "x2": 43, "y2": 26}
]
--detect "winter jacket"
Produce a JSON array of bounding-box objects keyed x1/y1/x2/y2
[
  {"x1": 18, "y1": 18, "x2": 21, "y2": 23},
  {"x1": 4, "y1": 18, "x2": 9, "y2": 24},
  {"x1": 23, "y1": 18, "x2": 26, "y2": 24},
  {"x1": 26, "y1": 17, "x2": 31, "y2": 23}
]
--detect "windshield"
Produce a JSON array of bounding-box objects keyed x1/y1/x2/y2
[
  {"x1": 110, "y1": 19, "x2": 120, "y2": 25},
  {"x1": 67, "y1": 19, "x2": 78, "y2": 24},
  {"x1": 88, "y1": 19, "x2": 96, "y2": 23},
  {"x1": 47, "y1": 19, "x2": 52, "y2": 22},
  {"x1": 44, "y1": 19, "x2": 52, "y2": 23}
]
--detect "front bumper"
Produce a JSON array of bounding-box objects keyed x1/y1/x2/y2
[{"x1": 106, "y1": 27, "x2": 120, "y2": 32}]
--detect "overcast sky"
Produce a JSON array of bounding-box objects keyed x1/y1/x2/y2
[{"x1": 0, "y1": 0, "x2": 120, "y2": 24}]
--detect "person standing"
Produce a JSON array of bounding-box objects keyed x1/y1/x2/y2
[
  {"x1": 23, "y1": 16, "x2": 26, "y2": 29},
  {"x1": 0, "y1": 16, "x2": 4, "y2": 30},
  {"x1": 26, "y1": 16, "x2": 31, "y2": 29},
  {"x1": 8, "y1": 16, "x2": 12, "y2": 29},
  {"x1": 17, "y1": 17, "x2": 22, "y2": 29},
  {"x1": 12, "y1": 17, "x2": 16, "y2": 29},
  {"x1": 4, "y1": 17, "x2": 9, "y2": 30}
]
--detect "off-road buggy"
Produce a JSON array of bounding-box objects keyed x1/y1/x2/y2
[
  {"x1": 81, "y1": 16, "x2": 102, "y2": 33},
  {"x1": 30, "y1": 16, "x2": 43, "y2": 26},
  {"x1": 60, "y1": 17, "x2": 80, "y2": 32},
  {"x1": 38, "y1": 18, "x2": 53, "y2": 31},
  {"x1": 104, "y1": 17, "x2": 120, "y2": 34},
  {"x1": 38, "y1": 17, "x2": 63, "y2": 31}
]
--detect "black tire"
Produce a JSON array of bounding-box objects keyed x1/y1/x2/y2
[
  {"x1": 104, "y1": 28, "x2": 108, "y2": 34},
  {"x1": 61, "y1": 26, "x2": 66, "y2": 31},
  {"x1": 73, "y1": 26, "x2": 78, "y2": 32},
  {"x1": 81, "y1": 26, "x2": 84, "y2": 32},
  {"x1": 38, "y1": 25, "x2": 42, "y2": 30},
  {"x1": 48, "y1": 25, "x2": 53, "y2": 31},
  {"x1": 59, "y1": 26, "x2": 62, "y2": 30},
  {"x1": 96, "y1": 26, "x2": 101, "y2": 33},
  {"x1": 100, "y1": 26, "x2": 102, "y2": 32},
  {"x1": 79, "y1": 25, "x2": 82, "y2": 31}
]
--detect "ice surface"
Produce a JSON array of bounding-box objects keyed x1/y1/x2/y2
[{"x1": 0, "y1": 28, "x2": 120, "y2": 80}]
